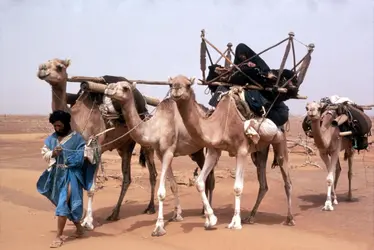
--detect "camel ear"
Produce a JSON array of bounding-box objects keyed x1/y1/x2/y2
[
  {"x1": 130, "y1": 81, "x2": 137, "y2": 90},
  {"x1": 189, "y1": 76, "x2": 196, "y2": 85},
  {"x1": 168, "y1": 76, "x2": 173, "y2": 83},
  {"x1": 63, "y1": 59, "x2": 71, "y2": 67}
]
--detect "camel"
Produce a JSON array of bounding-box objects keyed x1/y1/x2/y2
[
  {"x1": 102, "y1": 81, "x2": 217, "y2": 236},
  {"x1": 305, "y1": 101, "x2": 354, "y2": 211},
  {"x1": 169, "y1": 75, "x2": 294, "y2": 230},
  {"x1": 36, "y1": 58, "x2": 158, "y2": 230}
]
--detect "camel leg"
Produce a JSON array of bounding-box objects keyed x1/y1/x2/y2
[
  {"x1": 142, "y1": 147, "x2": 158, "y2": 214},
  {"x1": 190, "y1": 148, "x2": 216, "y2": 215},
  {"x1": 227, "y1": 148, "x2": 247, "y2": 230},
  {"x1": 331, "y1": 159, "x2": 342, "y2": 205},
  {"x1": 242, "y1": 146, "x2": 269, "y2": 224},
  {"x1": 277, "y1": 141, "x2": 295, "y2": 226},
  {"x1": 320, "y1": 152, "x2": 338, "y2": 211},
  {"x1": 271, "y1": 143, "x2": 283, "y2": 169},
  {"x1": 347, "y1": 155, "x2": 353, "y2": 201},
  {"x1": 152, "y1": 150, "x2": 174, "y2": 237},
  {"x1": 167, "y1": 166, "x2": 184, "y2": 222},
  {"x1": 81, "y1": 159, "x2": 100, "y2": 230},
  {"x1": 195, "y1": 148, "x2": 221, "y2": 229},
  {"x1": 107, "y1": 141, "x2": 135, "y2": 221}
]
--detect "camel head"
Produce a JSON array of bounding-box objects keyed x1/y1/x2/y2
[
  {"x1": 169, "y1": 75, "x2": 195, "y2": 101},
  {"x1": 37, "y1": 58, "x2": 70, "y2": 86},
  {"x1": 104, "y1": 81, "x2": 137, "y2": 103},
  {"x1": 305, "y1": 101, "x2": 322, "y2": 120}
]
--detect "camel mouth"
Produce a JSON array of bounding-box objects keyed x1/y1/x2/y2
[
  {"x1": 307, "y1": 114, "x2": 319, "y2": 120},
  {"x1": 171, "y1": 94, "x2": 183, "y2": 100},
  {"x1": 38, "y1": 72, "x2": 50, "y2": 80}
]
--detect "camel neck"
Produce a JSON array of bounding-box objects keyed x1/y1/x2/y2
[
  {"x1": 120, "y1": 92, "x2": 152, "y2": 145},
  {"x1": 51, "y1": 83, "x2": 68, "y2": 112},
  {"x1": 310, "y1": 116, "x2": 332, "y2": 149},
  {"x1": 175, "y1": 91, "x2": 209, "y2": 145}
]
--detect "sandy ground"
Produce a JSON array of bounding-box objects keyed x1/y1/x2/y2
[{"x1": 0, "y1": 115, "x2": 373, "y2": 250}]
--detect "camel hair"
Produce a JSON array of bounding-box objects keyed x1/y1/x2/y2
[
  {"x1": 169, "y1": 74, "x2": 294, "y2": 230},
  {"x1": 305, "y1": 101, "x2": 354, "y2": 211},
  {"x1": 37, "y1": 58, "x2": 158, "y2": 230},
  {"x1": 103, "y1": 81, "x2": 217, "y2": 237}
]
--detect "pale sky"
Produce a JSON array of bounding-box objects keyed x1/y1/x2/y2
[{"x1": 0, "y1": 0, "x2": 373, "y2": 115}]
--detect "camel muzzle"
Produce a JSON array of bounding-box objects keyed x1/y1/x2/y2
[{"x1": 38, "y1": 70, "x2": 50, "y2": 79}]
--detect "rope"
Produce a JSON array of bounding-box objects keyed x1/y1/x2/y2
[
  {"x1": 52, "y1": 88, "x2": 94, "y2": 136},
  {"x1": 293, "y1": 38, "x2": 309, "y2": 48},
  {"x1": 62, "y1": 89, "x2": 171, "y2": 152}
]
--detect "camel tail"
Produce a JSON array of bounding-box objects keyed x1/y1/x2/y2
[{"x1": 138, "y1": 147, "x2": 147, "y2": 168}]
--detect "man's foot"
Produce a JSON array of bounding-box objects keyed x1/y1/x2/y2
[{"x1": 50, "y1": 237, "x2": 63, "y2": 248}]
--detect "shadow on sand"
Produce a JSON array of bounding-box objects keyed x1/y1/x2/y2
[{"x1": 298, "y1": 192, "x2": 361, "y2": 211}]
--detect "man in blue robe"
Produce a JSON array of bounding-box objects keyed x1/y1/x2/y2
[{"x1": 36, "y1": 110, "x2": 97, "y2": 248}]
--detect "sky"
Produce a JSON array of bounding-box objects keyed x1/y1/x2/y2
[{"x1": 0, "y1": 0, "x2": 373, "y2": 115}]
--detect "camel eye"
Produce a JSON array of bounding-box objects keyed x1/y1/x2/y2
[{"x1": 56, "y1": 64, "x2": 63, "y2": 71}]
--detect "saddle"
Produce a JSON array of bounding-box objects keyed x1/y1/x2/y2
[
  {"x1": 302, "y1": 102, "x2": 372, "y2": 151},
  {"x1": 79, "y1": 75, "x2": 149, "y2": 126}
]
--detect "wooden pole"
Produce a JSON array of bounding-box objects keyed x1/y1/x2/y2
[{"x1": 79, "y1": 81, "x2": 161, "y2": 107}]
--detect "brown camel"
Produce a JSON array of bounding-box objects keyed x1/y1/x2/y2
[
  {"x1": 37, "y1": 58, "x2": 158, "y2": 230},
  {"x1": 169, "y1": 75, "x2": 294, "y2": 230},
  {"x1": 103, "y1": 81, "x2": 217, "y2": 237},
  {"x1": 305, "y1": 101, "x2": 354, "y2": 211}
]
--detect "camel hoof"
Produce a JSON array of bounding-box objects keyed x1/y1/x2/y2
[
  {"x1": 143, "y1": 206, "x2": 156, "y2": 215},
  {"x1": 81, "y1": 221, "x2": 94, "y2": 230},
  {"x1": 81, "y1": 216, "x2": 94, "y2": 230},
  {"x1": 322, "y1": 201, "x2": 334, "y2": 211},
  {"x1": 284, "y1": 218, "x2": 296, "y2": 226},
  {"x1": 151, "y1": 226, "x2": 166, "y2": 237},
  {"x1": 333, "y1": 199, "x2": 339, "y2": 205},
  {"x1": 168, "y1": 214, "x2": 183, "y2": 222},
  {"x1": 227, "y1": 215, "x2": 242, "y2": 230},
  {"x1": 227, "y1": 222, "x2": 242, "y2": 230},
  {"x1": 204, "y1": 214, "x2": 218, "y2": 229},
  {"x1": 106, "y1": 213, "x2": 120, "y2": 221},
  {"x1": 241, "y1": 216, "x2": 255, "y2": 224}
]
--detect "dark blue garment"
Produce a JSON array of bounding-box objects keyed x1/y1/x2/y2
[
  {"x1": 36, "y1": 131, "x2": 97, "y2": 222},
  {"x1": 209, "y1": 88, "x2": 289, "y2": 127},
  {"x1": 265, "y1": 101, "x2": 289, "y2": 127}
]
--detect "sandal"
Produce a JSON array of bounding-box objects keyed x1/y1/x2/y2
[{"x1": 50, "y1": 238, "x2": 63, "y2": 248}]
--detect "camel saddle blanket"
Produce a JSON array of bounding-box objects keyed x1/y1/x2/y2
[
  {"x1": 98, "y1": 75, "x2": 149, "y2": 124},
  {"x1": 244, "y1": 117, "x2": 282, "y2": 144},
  {"x1": 226, "y1": 87, "x2": 284, "y2": 144}
]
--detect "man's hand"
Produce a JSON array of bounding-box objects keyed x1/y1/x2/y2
[
  {"x1": 52, "y1": 146, "x2": 62, "y2": 157},
  {"x1": 247, "y1": 62, "x2": 256, "y2": 67}
]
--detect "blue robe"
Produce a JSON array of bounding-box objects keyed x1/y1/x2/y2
[{"x1": 36, "y1": 131, "x2": 97, "y2": 222}]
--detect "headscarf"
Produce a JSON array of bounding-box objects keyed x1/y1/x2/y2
[
  {"x1": 49, "y1": 110, "x2": 71, "y2": 136},
  {"x1": 234, "y1": 43, "x2": 270, "y2": 72}
]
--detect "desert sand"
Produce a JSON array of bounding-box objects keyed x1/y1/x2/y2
[{"x1": 0, "y1": 115, "x2": 373, "y2": 250}]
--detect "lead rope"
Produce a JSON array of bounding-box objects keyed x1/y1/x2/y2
[{"x1": 63, "y1": 89, "x2": 171, "y2": 152}]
